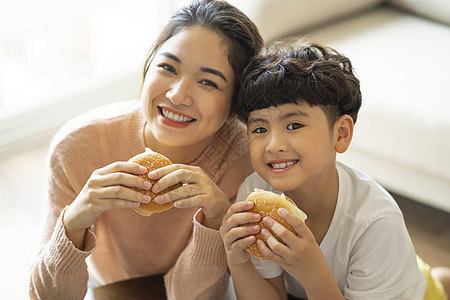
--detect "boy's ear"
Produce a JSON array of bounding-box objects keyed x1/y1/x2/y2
[{"x1": 334, "y1": 114, "x2": 354, "y2": 153}]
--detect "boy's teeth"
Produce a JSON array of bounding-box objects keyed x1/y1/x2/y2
[
  {"x1": 162, "y1": 108, "x2": 193, "y2": 123},
  {"x1": 271, "y1": 161, "x2": 295, "y2": 169}
]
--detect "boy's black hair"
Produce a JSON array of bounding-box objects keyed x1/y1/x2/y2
[{"x1": 237, "y1": 38, "x2": 362, "y2": 127}]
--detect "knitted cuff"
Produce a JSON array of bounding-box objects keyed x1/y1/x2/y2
[
  {"x1": 46, "y1": 207, "x2": 96, "y2": 274},
  {"x1": 188, "y1": 209, "x2": 226, "y2": 265}
]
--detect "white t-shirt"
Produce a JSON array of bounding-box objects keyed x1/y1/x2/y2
[{"x1": 236, "y1": 161, "x2": 426, "y2": 299}]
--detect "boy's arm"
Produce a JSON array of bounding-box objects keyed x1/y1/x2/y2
[
  {"x1": 259, "y1": 209, "x2": 344, "y2": 300},
  {"x1": 220, "y1": 201, "x2": 287, "y2": 300},
  {"x1": 228, "y1": 259, "x2": 286, "y2": 300}
]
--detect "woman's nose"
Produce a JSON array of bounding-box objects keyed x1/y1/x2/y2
[{"x1": 165, "y1": 80, "x2": 193, "y2": 106}]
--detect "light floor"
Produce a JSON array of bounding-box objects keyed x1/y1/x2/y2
[{"x1": 0, "y1": 138, "x2": 449, "y2": 299}]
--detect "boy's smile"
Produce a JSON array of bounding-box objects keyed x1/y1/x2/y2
[
  {"x1": 247, "y1": 102, "x2": 339, "y2": 194},
  {"x1": 267, "y1": 159, "x2": 299, "y2": 173}
]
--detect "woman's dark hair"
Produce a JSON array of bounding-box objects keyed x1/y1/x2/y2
[
  {"x1": 238, "y1": 38, "x2": 362, "y2": 127},
  {"x1": 141, "y1": 0, "x2": 263, "y2": 116}
]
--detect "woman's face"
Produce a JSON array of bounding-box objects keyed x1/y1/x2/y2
[{"x1": 141, "y1": 25, "x2": 235, "y2": 155}]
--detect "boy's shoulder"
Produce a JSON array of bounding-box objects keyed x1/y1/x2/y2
[{"x1": 336, "y1": 161, "x2": 403, "y2": 223}]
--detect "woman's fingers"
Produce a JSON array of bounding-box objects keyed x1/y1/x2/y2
[
  {"x1": 149, "y1": 165, "x2": 202, "y2": 192},
  {"x1": 96, "y1": 161, "x2": 148, "y2": 176},
  {"x1": 96, "y1": 172, "x2": 151, "y2": 190},
  {"x1": 100, "y1": 186, "x2": 151, "y2": 204},
  {"x1": 149, "y1": 164, "x2": 226, "y2": 209}
]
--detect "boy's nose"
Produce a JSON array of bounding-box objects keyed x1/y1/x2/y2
[{"x1": 266, "y1": 133, "x2": 288, "y2": 153}]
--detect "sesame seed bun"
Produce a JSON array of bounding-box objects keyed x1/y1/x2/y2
[
  {"x1": 128, "y1": 150, "x2": 181, "y2": 216},
  {"x1": 244, "y1": 189, "x2": 307, "y2": 260}
]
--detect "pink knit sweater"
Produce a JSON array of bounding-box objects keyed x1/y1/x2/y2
[{"x1": 29, "y1": 100, "x2": 253, "y2": 299}]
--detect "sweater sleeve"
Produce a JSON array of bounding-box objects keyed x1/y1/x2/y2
[
  {"x1": 29, "y1": 121, "x2": 99, "y2": 300},
  {"x1": 164, "y1": 209, "x2": 229, "y2": 300},
  {"x1": 29, "y1": 208, "x2": 96, "y2": 300}
]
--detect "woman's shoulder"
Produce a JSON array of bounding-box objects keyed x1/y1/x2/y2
[
  {"x1": 52, "y1": 100, "x2": 140, "y2": 145},
  {"x1": 197, "y1": 118, "x2": 250, "y2": 178},
  {"x1": 214, "y1": 118, "x2": 249, "y2": 153},
  {"x1": 196, "y1": 118, "x2": 253, "y2": 198},
  {"x1": 59, "y1": 100, "x2": 139, "y2": 131},
  {"x1": 48, "y1": 100, "x2": 143, "y2": 166}
]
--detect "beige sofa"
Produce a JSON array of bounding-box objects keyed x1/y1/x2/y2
[{"x1": 230, "y1": 0, "x2": 450, "y2": 213}]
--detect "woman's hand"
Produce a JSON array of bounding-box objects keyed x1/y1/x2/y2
[
  {"x1": 63, "y1": 161, "x2": 153, "y2": 249},
  {"x1": 220, "y1": 201, "x2": 261, "y2": 266},
  {"x1": 148, "y1": 164, "x2": 230, "y2": 229}
]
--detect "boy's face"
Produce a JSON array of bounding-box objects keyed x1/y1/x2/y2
[{"x1": 247, "y1": 102, "x2": 338, "y2": 193}]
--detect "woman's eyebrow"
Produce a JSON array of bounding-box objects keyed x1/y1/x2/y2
[
  {"x1": 200, "y1": 67, "x2": 228, "y2": 82},
  {"x1": 159, "y1": 51, "x2": 228, "y2": 82},
  {"x1": 160, "y1": 52, "x2": 181, "y2": 63}
]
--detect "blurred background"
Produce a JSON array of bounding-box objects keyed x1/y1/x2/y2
[
  {"x1": 0, "y1": 1, "x2": 176, "y2": 298},
  {"x1": 0, "y1": 0, "x2": 175, "y2": 158},
  {"x1": 0, "y1": 0, "x2": 449, "y2": 299}
]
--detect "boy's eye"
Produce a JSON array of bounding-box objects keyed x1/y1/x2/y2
[
  {"x1": 199, "y1": 79, "x2": 218, "y2": 89},
  {"x1": 287, "y1": 123, "x2": 303, "y2": 130},
  {"x1": 252, "y1": 127, "x2": 267, "y2": 134},
  {"x1": 158, "y1": 63, "x2": 176, "y2": 74}
]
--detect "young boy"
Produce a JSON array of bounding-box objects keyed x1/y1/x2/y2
[{"x1": 220, "y1": 38, "x2": 448, "y2": 299}]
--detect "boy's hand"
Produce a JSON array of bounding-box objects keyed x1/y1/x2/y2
[
  {"x1": 220, "y1": 201, "x2": 261, "y2": 265},
  {"x1": 257, "y1": 208, "x2": 325, "y2": 283}
]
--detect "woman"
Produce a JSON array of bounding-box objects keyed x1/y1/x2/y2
[{"x1": 29, "y1": 1, "x2": 263, "y2": 299}]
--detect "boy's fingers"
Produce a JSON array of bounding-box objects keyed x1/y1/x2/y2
[
  {"x1": 256, "y1": 239, "x2": 280, "y2": 261},
  {"x1": 232, "y1": 235, "x2": 256, "y2": 251},
  {"x1": 223, "y1": 201, "x2": 256, "y2": 220},
  {"x1": 263, "y1": 216, "x2": 296, "y2": 244},
  {"x1": 278, "y1": 208, "x2": 313, "y2": 240},
  {"x1": 222, "y1": 211, "x2": 260, "y2": 235}
]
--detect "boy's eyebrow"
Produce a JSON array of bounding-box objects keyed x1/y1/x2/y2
[
  {"x1": 247, "y1": 116, "x2": 268, "y2": 126},
  {"x1": 159, "y1": 52, "x2": 228, "y2": 82},
  {"x1": 279, "y1": 110, "x2": 310, "y2": 120},
  {"x1": 247, "y1": 109, "x2": 310, "y2": 125}
]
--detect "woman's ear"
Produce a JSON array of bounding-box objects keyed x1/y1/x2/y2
[{"x1": 334, "y1": 115, "x2": 354, "y2": 153}]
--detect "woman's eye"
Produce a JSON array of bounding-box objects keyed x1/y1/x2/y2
[
  {"x1": 252, "y1": 127, "x2": 267, "y2": 134},
  {"x1": 287, "y1": 123, "x2": 303, "y2": 130},
  {"x1": 159, "y1": 63, "x2": 176, "y2": 74},
  {"x1": 200, "y1": 79, "x2": 218, "y2": 89}
]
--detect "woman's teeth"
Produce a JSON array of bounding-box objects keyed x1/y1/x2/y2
[
  {"x1": 161, "y1": 108, "x2": 194, "y2": 123},
  {"x1": 271, "y1": 161, "x2": 296, "y2": 169}
]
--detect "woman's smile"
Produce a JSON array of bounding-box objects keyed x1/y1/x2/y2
[{"x1": 158, "y1": 106, "x2": 196, "y2": 128}]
